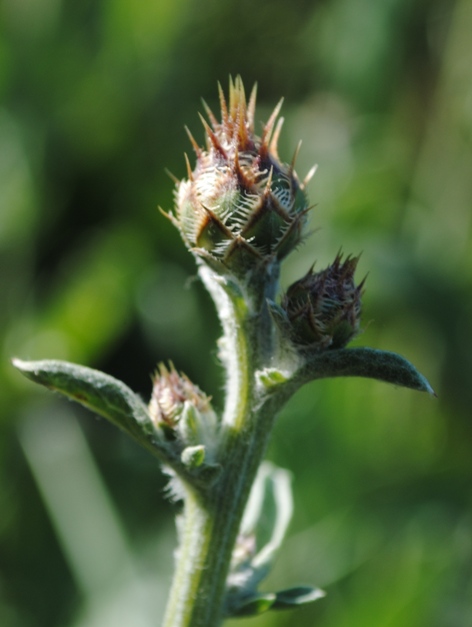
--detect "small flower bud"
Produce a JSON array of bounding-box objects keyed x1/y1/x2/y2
[
  {"x1": 149, "y1": 363, "x2": 215, "y2": 440},
  {"x1": 170, "y1": 77, "x2": 314, "y2": 276},
  {"x1": 282, "y1": 254, "x2": 364, "y2": 350},
  {"x1": 181, "y1": 445, "x2": 206, "y2": 468}
]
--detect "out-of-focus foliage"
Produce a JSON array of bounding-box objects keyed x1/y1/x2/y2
[{"x1": 1, "y1": 0, "x2": 471, "y2": 625}]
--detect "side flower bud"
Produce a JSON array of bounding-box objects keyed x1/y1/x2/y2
[
  {"x1": 282, "y1": 254, "x2": 364, "y2": 350},
  {"x1": 149, "y1": 363, "x2": 217, "y2": 447},
  {"x1": 169, "y1": 77, "x2": 315, "y2": 277}
]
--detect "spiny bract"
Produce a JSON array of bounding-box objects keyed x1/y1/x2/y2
[
  {"x1": 149, "y1": 363, "x2": 214, "y2": 433},
  {"x1": 282, "y1": 254, "x2": 364, "y2": 350},
  {"x1": 170, "y1": 77, "x2": 315, "y2": 276}
]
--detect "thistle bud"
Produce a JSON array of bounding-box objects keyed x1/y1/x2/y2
[
  {"x1": 171, "y1": 77, "x2": 313, "y2": 276},
  {"x1": 149, "y1": 363, "x2": 216, "y2": 442},
  {"x1": 282, "y1": 254, "x2": 364, "y2": 350}
]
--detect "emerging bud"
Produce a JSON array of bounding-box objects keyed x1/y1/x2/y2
[
  {"x1": 149, "y1": 363, "x2": 215, "y2": 439},
  {"x1": 282, "y1": 254, "x2": 364, "y2": 350},
  {"x1": 170, "y1": 77, "x2": 314, "y2": 276}
]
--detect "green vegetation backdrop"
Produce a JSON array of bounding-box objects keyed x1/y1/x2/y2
[{"x1": 1, "y1": 0, "x2": 472, "y2": 625}]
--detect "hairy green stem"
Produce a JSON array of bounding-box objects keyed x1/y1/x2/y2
[
  {"x1": 162, "y1": 418, "x2": 276, "y2": 626},
  {"x1": 162, "y1": 266, "x2": 282, "y2": 626}
]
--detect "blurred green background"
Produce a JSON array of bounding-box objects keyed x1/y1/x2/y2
[{"x1": 1, "y1": 0, "x2": 472, "y2": 625}]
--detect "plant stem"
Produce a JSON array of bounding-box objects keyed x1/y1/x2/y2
[
  {"x1": 161, "y1": 266, "x2": 281, "y2": 626},
  {"x1": 162, "y1": 420, "x2": 274, "y2": 626}
]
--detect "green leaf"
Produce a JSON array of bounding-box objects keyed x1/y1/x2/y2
[
  {"x1": 228, "y1": 462, "x2": 293, "y2": 592},
  {"x1": 12, "y1": 358, "x2": 179, "y2": 468},
  {"x1": 296, "y1": 347, "x2": 435, "y2": 394},
  {"x1": 229, "y1": 593, "x2": 276, "y2": 617},
  {"x1": 228, "y1": 586, "x2": 325, "y2": 617},
  {"x1": 245, "y1": 463, "x2": 293, "y2": 573},
  {"x1": 226, "y1": 463, "x2": 295, "y2": 614},
  {"x1": 272, "y1": 585, "x2": 326, "y2": 609},
  {"x1": 13, "y1": 358, "x2": 152, "y2": 432},
  {"x1": 13, "y1": 358, "x2": 222, "y2": 490}
]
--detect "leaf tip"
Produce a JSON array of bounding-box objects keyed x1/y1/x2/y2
[
  {"x1": 11, "y1": 357, "x2": 36, "y2": 379},
  {"x1": 423, "y1": 379, "x2": 436, "y2": 397},
  {"x1": 411, "y1": 367, "x2": 436, "y2": 396}
]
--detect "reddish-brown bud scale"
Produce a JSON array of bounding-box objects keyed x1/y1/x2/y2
[
  {"x1": 282, "y1": 254, "x2": 364, "y2": 350},
  {"x1": 171, "y1": 77, "x2": 313, "y2": 276},
  {"x1": 149, "y1": 363, "x2": 213, "y2": 435}
]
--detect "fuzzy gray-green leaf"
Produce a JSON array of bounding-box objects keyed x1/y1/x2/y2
[
  {"x1": 12, "y1": 358, "x2": 177, "y2": 465},
  {"x1": 13, "y1": 358, "x2": 223, "y2": 490},
  {"x1": 14, "y1": 358, "x2": 151, "y2": 429},
  {"x1": 296, "y1": 347, "x2": 435, "y2": 394}
]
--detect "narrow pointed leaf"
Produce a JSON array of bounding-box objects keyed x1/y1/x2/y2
[
  {"x1": 251, "y1": 464, "x2": 293, "y2": 572},
  {"x1": 12, "y1": 358, "x2": 178, "y2": 465},
  {"x1": 272, "y1": 585, "x2": 326, "y2": 609},
  {"x1": 296, "y1": 347, "x2": 435, "y2": 394},
  {"x1": 227, "y1": 462, "x2": 293, "y2": 595},
  {"x1": 14, "y1": 358, "x2": 153, "y2": 432},
  {"x1": 13, "y1": 358, "x2": 221, "y2": 489}
]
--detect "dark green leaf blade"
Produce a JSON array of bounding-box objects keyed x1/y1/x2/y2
[
  {"x1": 298, "y1": 347, "x2": 435, "y2": 394},
  {"x1": 13, "y1": 358, "x2": 151, "y2": 430},
  {"x1": 12, "y1": 358, "x2": 170, "y2": 460}
]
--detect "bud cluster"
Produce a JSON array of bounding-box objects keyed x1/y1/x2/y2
[
  {"x1": 169, "y1": 78, "x2": 364, "y2": 355},
  {"x1": 282, "y1": 254, "x2": 364, "y2": 350},
  {"x1": 171, "y1": 77, "x2": 314, "y2": 276}
]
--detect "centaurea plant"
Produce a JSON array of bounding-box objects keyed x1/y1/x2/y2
[{"x1": 13, "y1": 78, "x2": 433, "y2": 627}]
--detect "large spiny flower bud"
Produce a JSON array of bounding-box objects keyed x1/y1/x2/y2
[
  {"x1": 282, "y1": 254, "x2": 364, "y2": 350},
  {"x1": 170, "y1": 77, "x2": 315, "y2": 276}
]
